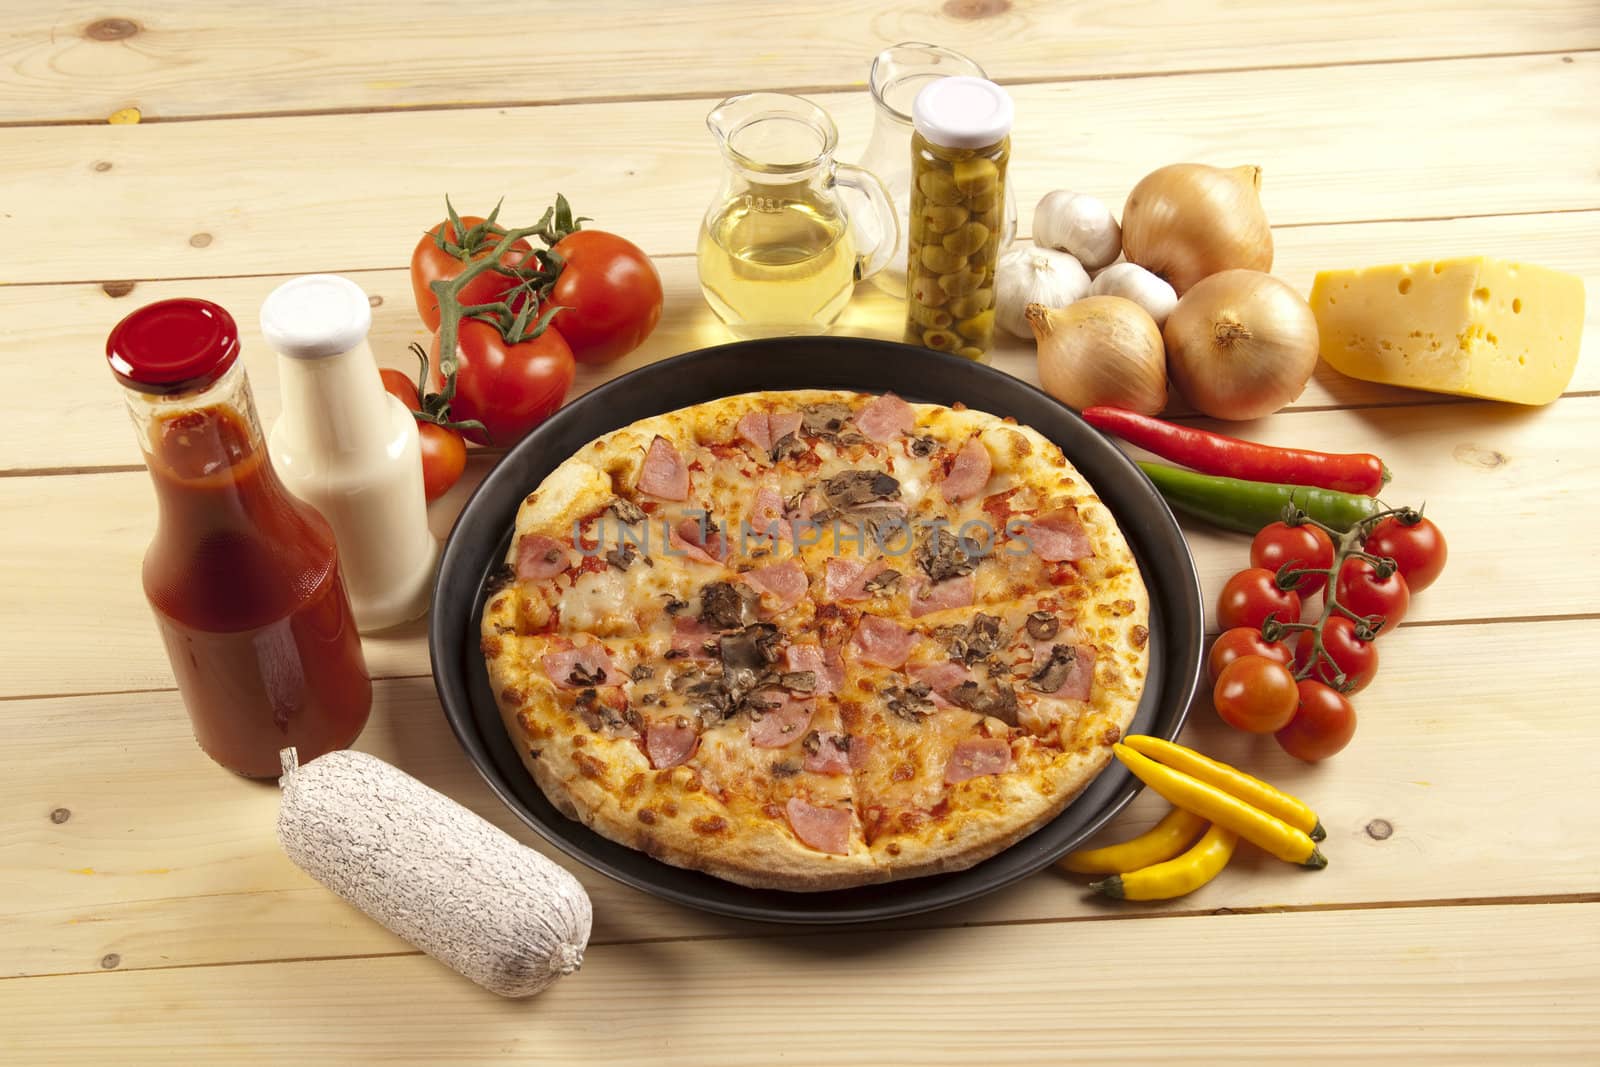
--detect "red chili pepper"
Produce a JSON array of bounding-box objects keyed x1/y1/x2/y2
[{"x1": 1083, "y1": 407, "x2": 1390, "y2": 496}]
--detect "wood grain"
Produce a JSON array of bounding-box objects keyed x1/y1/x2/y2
[
  {"x1": 4, "y1": 902, "x2": 1596, "y2": 1064},
  {"x1": 1, "y1": 395, "x2": 1591, "y2": 698},
  {"x1": 3, "y1": 1, "x2": 1596, "y2": 123},
  {"x1": 5, "y1": 619, "x2": 1595, "y2": 978},
  {"x1": 3, "y1": 209, "x2": 1596, "y2": 474},
  {"x1": 2, "y1": 53, "x2": 1595, "y2": 283}
]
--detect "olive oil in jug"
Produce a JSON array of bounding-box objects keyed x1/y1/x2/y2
[{"x1": 697, "y1": 196, "x2": 856, "y2": 336}]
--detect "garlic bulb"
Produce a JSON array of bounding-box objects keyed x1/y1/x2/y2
[
  {"x1": 1027, "y1": 296, "x2": 1167, "y2": 415},
  {"x1": 1122, "y1": 164, "x2": 1273, "y2": 294},
  {"x1": 1032, "y1": 191, "x2": 1122, "y2": 271},
  {"x1": 1090, "y1": 263, "x2": 1178, "y2": 326},
  {"x1": 994, "y1": 247, "x2": 1091, "y2": 339}
]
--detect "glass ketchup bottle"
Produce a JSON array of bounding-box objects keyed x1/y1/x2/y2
[{"x1": 107, "y1": 298, "x2": 372, "y2": 778}]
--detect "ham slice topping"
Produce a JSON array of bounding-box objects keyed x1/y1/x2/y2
[
  {"x1": 941, "y1": 435, "x2": 993, "y2": 503},
  {"x1": 736, "y1": 411, "x2": 803, "y2": 453},
  {"x1": 785, "y1": 643, "x2": 845, "y2": 695},
  {"x1": 1030, "y1": 644, "x2": 1096, "y2": 700},
  {"x1": 908, "y1": 660, "x2": 974, "y2": 707},
  {"x1": 747, "y1": 694, "x2": 816, "y2": 748},
  {"x1": 669, "y1": 616, "x2": 718, "y2": 660},
  {"x1": 1024, "y1": 506, "x2": 1093, "y2": 562},
  {"x1": 645, "y1": 723, "x2": 699, "y2": 769},
  {"x1": 748, "y1": 486, "x2": 787, "y2": 539},
  {"x1": 742, "y1": 559, "x2": 808, "y2": 611},
  {"x1": 823, "y1": 557, "x2": 896, "y2": 602},
  {"x1": 638, "y1": 435, "x2": 690, "y2": 500},
  {"x1": 542, "y1": 643, "x2": 619, "y2": 689},
  {"x1": 849, "y1": 615, "x2": 916, "y2": 669},
  {"x1": 853, "y1": 392, "x2": 915, "y2": 442},
  {"x1": 785, "y1": 797, "x2": 851, "y2": 855},
  {"x1": 944, "y1": 737, "x2": 1013, "y2": 783},
  {"x1": 908, "y1": 573, "x2": 976, "y2": 618},
  {"x1": 515, "y1": 533, "x2": 571, "y2": 580},
  {"x1": 670, "y1": 517, "x2": 726, "y2": 565},
  {"x1": 802, "y1": 731, "x2": 852, "y2": 775}
]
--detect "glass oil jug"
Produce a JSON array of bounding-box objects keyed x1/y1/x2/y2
[
  {"x1": 697, "y1": 92, "x2": 899, "y2": 337},
  {"x1": 855, "y1": 42, "x2": 1019, "y2": 298}
]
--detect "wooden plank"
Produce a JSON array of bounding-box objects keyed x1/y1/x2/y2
[
  {"x1": 5, "y1": 619, "x2": 1596, "y2": 977},
  {"x1": 4, "y1": 209, "x2": 1597, "y2": 474},
  {"x1": 0, "y1": 394, "x2": 1591, "y2": 698},
  {"x1": 3, "y1": 902, "x2": 1596, "y2": 1064},
  {"x1": 2, "y1": 53, "x2": 1595, "y2": 283},
  {"x1": 4, "y1": 2, "x2": 1596, "y2": 123}
]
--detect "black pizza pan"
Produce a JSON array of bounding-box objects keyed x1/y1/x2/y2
[{"x1": 430, "y1": 337, "x2": 1203, "y2": 925}]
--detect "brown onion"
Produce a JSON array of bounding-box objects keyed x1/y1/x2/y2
[
  {"x1": 1027, "y1": 296, "x2": 1167, "y2": 415},
  {"x1": 1163, "y1": 270, "x2": 1318, "y2": 420},
  {"x1": 1122, "y1": 164, "x2": 1273, "y2": 294}
]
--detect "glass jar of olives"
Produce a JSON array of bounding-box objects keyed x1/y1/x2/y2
[{"x1": 903, "y1": 76, "x2": 1014, "y2": 361}]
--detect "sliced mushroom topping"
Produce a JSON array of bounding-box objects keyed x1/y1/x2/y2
[
  {"x1": 607, "y1": 497, "x2": 647, "y2": 524},
  {"x1": 566, "y1": 662, "x2": 607, "y2": 687},
  {"x1": 1029, "y1": 644, "x2": 1079, "y2": 693},
  {"x1": 606, "y1": 542, "x2": 640, "y2": 571},
  {"x1": 939, "y1": 612, "x2": 1002, "y2": 666},
  {"x1": 771, "y1": 432, "x2": 806, "y2": 462},
  {"x1": 916, "y1": 527, "x2": 980, "y2": 583},
  {"x1": 885, "y1": 681, "x2": 935, "y2": 722},
  {"x1": 946, "y1": 680, "x2": 1020, "y2": 725},
  {"x1": 770, "y1": 759, "x2": 801, "y2": 779},
  {"x1": 630, "y1": 664, "x2": 655, "y2": 682},
  {"x1": 800, "y1": 401, "x2": 859, "y2": 439},
  {"x1": 862, "y1": 568, "x2": 903, "y2": 595},
  {"x1": 663, "y1": 595, "x2": 688, "y2": 616},
  {"x1": 484, "y1": 563, "x2": 516, "y2": 596},
  {"x1": 779, "y1": 670, "x2": 818, "y2": 694},
  {"x1": 573, "y1": 688, "x2": 603, "y2": 731},
  {"x1": 822, "y1": 469, "x2": 902, "y2": 509},
  {"x1": 699, "y1": 581, "x2": 755, "y2": 631},
  {"x1": 908, "y1": 435, "x2": 938, "y2": 457},
  {"x1": 1025, "y1": 611, "x2": 1060, "y2": 641},
  {"x1": 719, "y1": 622, "x2": 782, "y2": 672}
]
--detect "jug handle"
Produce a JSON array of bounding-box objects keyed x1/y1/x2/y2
[{"x1": 834, "y1": 162, "x2": 899, "y2": 283}]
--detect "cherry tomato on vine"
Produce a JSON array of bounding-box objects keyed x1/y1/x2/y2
[
  {"x1": 1364, "y1": 514, "x2": 1447, "y2": 593},
  {"x1": 1250, "y1": 521, "x2": 1335, "y2": 596},
  {"x1": 1216, "y1": 567, "x2": 1302, "y2": 632},
  {"x1": 549, "y1": 229, "x2": 664, "y2": 364},
  {"x1": 430, "y1": 319, "x2": 575, "y2": 447},
  {"x1": 1335, "y1": 558, "x2": 1410, "y2": 637},
  {"x1": 1208, "y1": 626, "x2": 1294, "y2": 684},
  {"x1": 380, "y1": 368, "x2": 466, "y2": 502},
  {"x1": 1276, "y1": 680, "x2": 1358, "y2": 761},
  {"x1": 1213, "y1": 655, "x2": 1299, "y2": 733},
  {"x1": 410, "y1": 215, "x2": 540, "y2": 332},
  {"x1": 1293, "y1": 614, "x2": 1379, "y2": 693}
]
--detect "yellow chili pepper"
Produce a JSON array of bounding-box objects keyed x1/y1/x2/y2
[
  {"x1": 1058, "y1": 806, "x2": 1207, "y2": 875},
  {"x1": 1113, "y1": 744, "x2": 1327, "y2": 868},
  {"x1": 1091, "y1": 823, "x2": 1238, "y2": 901},
  {"x1": 1123, "y1": 734, "x2": 1325, "y2": 841}
]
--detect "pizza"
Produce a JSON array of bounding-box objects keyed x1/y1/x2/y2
[{"x1": 479, "y1": 389, "x2": 1149, "y2": 891}]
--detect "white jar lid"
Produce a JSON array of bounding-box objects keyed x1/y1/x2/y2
[
  {"x1": 260, "y1": 274, "x2": 373, "y2": 360},
  {"x1": 912, "y1": 76, "x2": 1014, "y2": 150}
]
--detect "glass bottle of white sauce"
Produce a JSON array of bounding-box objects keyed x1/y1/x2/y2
[{"x1": 261, "y1": 274, "x2": 437, "y2": 632}]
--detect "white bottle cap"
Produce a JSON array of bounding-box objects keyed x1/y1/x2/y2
[
  {"x1": 912, "y1": 76, "x2": 1014, "y2": 150},
  {"x1": 260, "y1": 274, "x2": 373, "y2": 360}
]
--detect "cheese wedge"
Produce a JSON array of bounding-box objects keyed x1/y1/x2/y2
[{"x1": 1309, "y1": 257, "x2": 1584, "y2": 405}]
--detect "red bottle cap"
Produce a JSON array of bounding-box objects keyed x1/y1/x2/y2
[{"x1": 107, "y1": 298, "x2": 241, "y2": 395}]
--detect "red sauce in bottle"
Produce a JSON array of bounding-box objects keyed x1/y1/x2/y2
[{"x1": 111, "y1": 299, "x2": 371, "y2": 778}]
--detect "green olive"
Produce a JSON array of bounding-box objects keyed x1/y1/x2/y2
[
  {"x1": 919, "y1": 245, "x2": 966, "y2": 274},
  {"x1": 938, "y1": 266, "x2": 985, "y2": 296},
  {"x1": 909, "y1": 272, "x2": 951, "y2": 308},
  {"x1": 948, "y1": 289, "x2": 994, "y2": 319},
  {"x1": 955, "y1": 345, "x2": 986, "y2": 361},
  {"x1": 916, "y1": 169, "x2": 961, "y2": 206},
  {"x1": 920, "y1": 203, "x2": 969, "y2": 235},
  {"x1": 965, "y1": 188, "x2": 1001, "y2": 214},
  {"x1": 922, "y1": 328, "x2": 959, "y2": 352},
  {"x1": 941, "y1": 221, "x2": 991, "y2": 257},
  {"x1": 954, "y1": 309, "x2": 995, "y2": 341},
  {"x1": 953, "y1": 158, "x2": 999, "y2": 195},
  {"x1": 909, "y1": 301, "x2": 954, "y2": 329}
]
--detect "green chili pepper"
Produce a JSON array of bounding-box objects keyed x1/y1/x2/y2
[{"x1": 1138, "y1": 462, "x2": 1383, "y2": 535}]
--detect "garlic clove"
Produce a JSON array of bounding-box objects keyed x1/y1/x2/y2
[
  {"x1": 1090, "y1": 262, "x2": 1178, "y2": 326},
  {"x1": 1032, "y1": 191, "x2": 1122, "y2": 272},
  {"x1": 994, "y1": 246, "x2": 1090, "y2": 340}
]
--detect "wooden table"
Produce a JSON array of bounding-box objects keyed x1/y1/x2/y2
[{"x1": 3, "y1": 3, "x2": 1597, "y2": 1062}]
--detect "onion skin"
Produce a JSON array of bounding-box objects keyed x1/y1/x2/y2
[
  {"x1": 1163, "y1": 270, "x2": 1319, "y2": 420},
  {"x1": 1027, "y1": 296, "x2": 1168, "y2": 415},
  {"x1": 1122, "y1": 164, "x2": 1273, "y2": 295}
]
